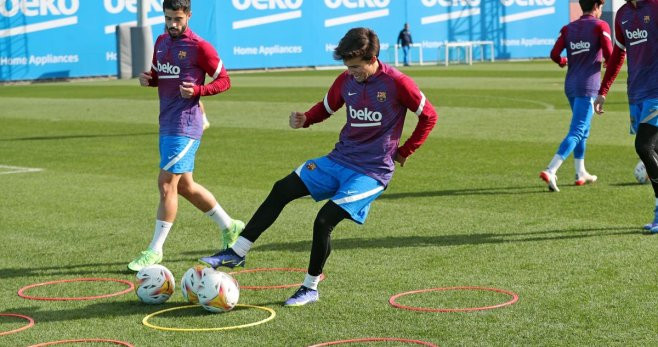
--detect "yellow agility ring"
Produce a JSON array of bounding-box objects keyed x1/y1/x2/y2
[{"x1": 142, "y1": 304, "x2": 275, "y2": 332}]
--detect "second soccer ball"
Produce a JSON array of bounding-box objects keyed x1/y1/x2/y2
[{"x1": 197, "y1": 268, "x2": 240, "y2": 313}]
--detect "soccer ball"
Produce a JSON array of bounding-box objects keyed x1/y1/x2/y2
[
  {"x1": 197, "y1": 268, "x2": 240, "y2": 313},
  {"x1": 135, "y1": 264, "x2": 175, "y2": 304},
  {"x1": 181, "y1": 264, "x2": 206, "y2": 304},
  {"x1": 634, "y1": 160, "x2": 650, "y2": 184}
]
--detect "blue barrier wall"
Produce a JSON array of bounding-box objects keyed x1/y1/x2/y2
[{"x1": 0, "y1": 0, "x2": 567, "y2": 81}]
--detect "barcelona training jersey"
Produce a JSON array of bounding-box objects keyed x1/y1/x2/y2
[
  {"x1": 303, "y1": 61, "x2": 437, "y2": 186},
  {"x1": 148, "y1": 28, "x2": 230, "y2": 139}
]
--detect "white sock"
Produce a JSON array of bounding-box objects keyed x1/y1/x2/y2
[
  {"x1": 205, "y1": 203, "x2": 232, "y2": 230},
  {"x1": 547, "y1": 154, "x2": 563, "y2": 174},
  {"x1": 148, "y1": 220, "x2": 172, "y2": 254},
  {"x1": 574, "y1": 158, "x2": 586, "y2": 175},
  {"x1": 231, "y1": 236, "x2": 252, "y2": 257},
  {"x1": 302, "y1": 274, "x2": 321, "y2": 290}
]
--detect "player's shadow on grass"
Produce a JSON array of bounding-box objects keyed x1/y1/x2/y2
[
  {"x1": 0, "y1": 257, "x2": 193, "y2": 279},
  {"x1": 0, "y1": 132, "x2": 157, "y2": 141},
  {"x1": 248, "y1": 226, "x2": 640, "y2": 253},
  {"x1": 380, "y1": 186, "x2": 546, "y2": 199}
]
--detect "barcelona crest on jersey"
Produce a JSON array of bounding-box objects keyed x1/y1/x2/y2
[
  {"x1": 377, "y1": 91, "x2": 386, "y2": 102},
  {"x1": 178, "y1": 50, "x2": 187, "y2": 60}
]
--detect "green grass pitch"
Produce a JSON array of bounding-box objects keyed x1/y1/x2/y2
[{"x1": 1, "y1": 61, "x2": 658, "y2": 346}]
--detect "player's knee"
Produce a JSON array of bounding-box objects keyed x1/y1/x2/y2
[
  {"x1": 158, "y1": 183, "x2": 177, "y2": 200},
  {"x1": 269, "y1": 178, "x2": 294, "y2": 203},
  {"x1": 313, "y1": 215, "x2": 334, "y2": 238}
]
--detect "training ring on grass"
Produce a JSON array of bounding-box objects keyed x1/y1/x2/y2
[
  {"x1": 28, "y1": 338, "x2": 134, "y2": 346},
  {"x1": 142, "y1": 304, "x2": 276, "y2": 332},
  {"x1": 228, "y1": 268, "x2": 326, "y2": 290},
  {"x1": 18, "y1": 278, "x2": 135, "y2": 301},
  {"x1": 0, "y1": 313, "x2": 35, "y2": 336},
  {"x1": 389, "y1": 286, "x2": 519, "y2": 312},
  {"x1": 308, "y1": 337, "x2": 438, "y2": 347}
]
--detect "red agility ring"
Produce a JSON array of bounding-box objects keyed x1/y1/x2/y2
[
  {"x1": 308, "y1": 337, "x2": 438, "y2": 347},
  {"x1": 18, "y1": 278, "x2": 135, "y2": 301},
  {"x1": 229, "y1": 268, "x2": 326, "y2": 290},
  {"x1": 29, "y1": 338, "x2": 134, "y2": 347},
  {"x1": 389, "y1": 286, "x2": 519, "y2": 312},
  {"x1": 0, "y1": 313, "x2": 35, "y2": 336}
]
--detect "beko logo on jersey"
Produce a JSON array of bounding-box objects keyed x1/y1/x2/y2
[
  {"x1": 421, "y1": 0, "x2": 480, "y2": 7},
  {"x1": 500, "y1": 0, "x2": 555, "y2": 6},
  {"x1": 156, "y1": 61, "x2": 180, "y2": 76},
  {"x1": 626, "y1": 29, "x2": 648, "y2": 40},
  {"x1": 325, "y1": 0, "x2": 389, "y2": 9},
  {"x1": 570, "y1": 41, "x2": 590, "y2": 50},
  {"x1": 626, "y1": 29, "x2": 648, "y2": 46},
  {"x1": 0, "y1": 0, "x2": 79, "y2": 17},
  {"x1": 232, "y1": 0, "x2": 303, "y2": 10},
  {"x1": 349, "y1": 106, "x2": 382, "y2": 122}
]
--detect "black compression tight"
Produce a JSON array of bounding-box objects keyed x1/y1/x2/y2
[
  {"x1": 308, "y1": 201, "x2": 350, "y2": 276},
  {"x1": 241, "y1": 173, "x2": 310, "y2": 242},
  {"x1": 635, "y1": 123, "x2": 658, "y2": 198}
]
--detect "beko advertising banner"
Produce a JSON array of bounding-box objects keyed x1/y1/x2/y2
[{"x1": 0, "y1": 0, "x2": 567, "y2": 81}]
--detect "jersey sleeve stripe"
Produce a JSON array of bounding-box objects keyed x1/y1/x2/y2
[
  {"x1": 212, "y1": 60, "x2": 223, "y2": 79},
  {"x1": 323, "y1": 93, "x2": 336, "y2": 114},
  {"x1": 602, "y1": 31, "x2": 611, "y2": 40},
  {"x1": 415, "y1": 91, "x2": 426, "y2": 116},
  {"x1": 615, "y1": 39, "x2": 626, "y2": 50}
]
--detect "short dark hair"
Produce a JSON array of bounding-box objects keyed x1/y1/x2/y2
[
  {"x1": 333, "y1": 27, "x2": 380, "y2": 61},
  {"x1": 579, "y1": 0, "x2": 605, "y2": 12},
  {"x1": 163, "y1": 0, "x2": 191, "y2": 13}
]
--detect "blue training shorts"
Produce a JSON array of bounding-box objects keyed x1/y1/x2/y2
[
  {"x1": 629, "y1": 98, "x2": 658, "y2": 134},
  {"x1": 294, "y1": 156, "x2": 385, "y2": 224},
  {"x1": 159, "y1": 135, "x2": 200, "y2": 174}
]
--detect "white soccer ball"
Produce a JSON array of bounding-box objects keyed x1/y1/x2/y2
[
  {"x1": 634, "y1": 160, "x2": 650, "y2": 184},
  {"x1": 135, "y1": 264, "x2": 175, "y2": 304},
  {"x1": 181, "y1": 264, "x2": 206, "y2": 304},
  {"x1": 197, "y1": 268, "x2": 240, "y2": 313}
]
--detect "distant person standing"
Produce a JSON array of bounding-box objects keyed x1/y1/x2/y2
[
  {"x1": 397, "y1": 23, "x2": 413, "y2": 66},
  {"x1": 128, "y1": 0, "x2": 243, "y2": 271},
  {"x1": 540, "y1": 0, "x2": 612, "y2": 192}
]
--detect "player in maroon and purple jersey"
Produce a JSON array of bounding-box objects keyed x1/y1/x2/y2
[
  {"x1": 594, "y1": 0, "x2": 658, "y2": 232},
  {"x1": 127, "y1": 0, "x2": 243, "y2": 271},
  {"x1": 200, "y1": 27, "x2": 438, "y2": 306},
  {"x1": 540, "y1": 0, "x2": 612, "y2": 192}
]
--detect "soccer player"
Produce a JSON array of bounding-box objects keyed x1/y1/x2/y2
[
  {"x1": 540, "y1": 0, "x2": 612, "y2": 192},
  {"x1": 200, "y1": 27, "x2": 438, "y2": 306},
  {"x1": 127, "y1": 0, "x2": 243, "y2": 271},
  {"x1": 594, "y1": 0, "x2": 658, "y2": 231}
]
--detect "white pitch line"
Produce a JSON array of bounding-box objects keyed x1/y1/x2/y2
[{"x1": 0, "y1": 165, "x2": 44, "y2": 175}]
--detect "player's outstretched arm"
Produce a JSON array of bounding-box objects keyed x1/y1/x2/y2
[{"x1": 289, "y1": 111, "x2": 306, "y2": 129}]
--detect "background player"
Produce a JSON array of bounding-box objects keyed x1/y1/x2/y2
[
  {"x1": 540, "y1": 0, "x2": 612, "y2": 192},
  {"x1": 200, "y1": 27, "x2": 438, "y2": 306},
  {"x1": 595, "y1": 0, "x2": 658, "y2": 231},
  {"x1": 128, "y1": 0, "x2": 243, "y2": 271}
]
